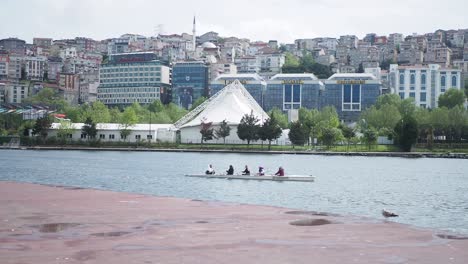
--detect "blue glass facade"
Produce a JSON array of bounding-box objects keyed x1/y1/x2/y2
[
  {"x1": 323, "y1": 81, "x2": 380, "y2": 122},
  {"x1": 265, "y1": 75, "x2": 322, "y2": 111},
  {"x1": 210, "y1": 74, "x2": 266, "y2": 108},
  {"x1": 172, "y1": 62, "x2": 209, "y2": 109},
  {"x1": 209, "y1": 73, "x2": 381, "y2": 123}
]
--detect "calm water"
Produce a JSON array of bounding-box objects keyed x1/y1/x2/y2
[{"x1": 1, "y1": 149, "x2": 467, "y2": 234}]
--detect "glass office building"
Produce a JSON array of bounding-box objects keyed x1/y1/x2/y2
[
  {"x1": 209, "y1": 73, "x2": 381, "y2": 123},
  {"x1": 322, "y1": 73, "x2": 381, "y2": 122},
  {"x1": 97, "y1": 52, "x2": 171, "y2": 106},
  {"x1": 172, "y1": 61, "x2": 209, "y2": 109},
  {"x1": 210, "y1": 74, "x2": 267, "y2": 108},
  {"x1": 265, "y1": 74, "x2": 323, "y2": 111}
]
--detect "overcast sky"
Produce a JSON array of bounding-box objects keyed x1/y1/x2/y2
[{"x1": 1, "y1": 0, "x2": 467, "y2": 44}]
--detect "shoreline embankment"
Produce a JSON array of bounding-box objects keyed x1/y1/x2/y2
[{"x1": 1, "y1": 145, "x2": 467, "y2": 159}]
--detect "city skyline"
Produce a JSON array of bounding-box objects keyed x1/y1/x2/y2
[{"x1": 1, "y1": 0, "x2": 467, "y2": 43}]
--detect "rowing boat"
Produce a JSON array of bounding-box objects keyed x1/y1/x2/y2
[{"x1": 185, "y1": 174, "x2": 314, "y2": 182}]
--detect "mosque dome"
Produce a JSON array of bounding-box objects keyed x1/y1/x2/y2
[{"x1": 201, "y1": 42, "x2": 217, "y2": 49}]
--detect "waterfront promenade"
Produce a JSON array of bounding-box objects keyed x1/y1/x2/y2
[{"x1": 1, "y1": 181, "x2": 467, "y2": 263}]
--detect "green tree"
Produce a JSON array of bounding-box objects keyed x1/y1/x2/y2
[
  {"x1": 430, "y1": 107, "x2": 449, "y2": 138},
  {"x1": 375, "y1": 94, "x2": 401, "y2": 109},
  {"x1": 214, "y1": 119, "x2": 231, "y2": 144},
  {"x1": 394, "y1": 116, "x2": 419, "y2": 152},
  {"x1": 398, "y1": 98, "x2": 416, "y2": 118},
  {"x1": 119, "y1": 108, "x2": 137, "y2": 141},
  {"x1": 438, "y1": 88, "x2": 466, "y2": 109},
  {"x1": 268, "y1": 108, "x2": 288, "y2": 128},
  {"x1": 288, "y1": 121, "x2": 308, "y2": 147},
  {"x1": 318, "y1": 106, "x2": 340, "y2": 129},
  {"x1": 25, "y1": 87, "x2": 64, "y2": 105},
  {"x1": 165, "y1": 103, "x2": 188, "y2": 122},
  {"x1": 448, "y1": 105, "x2": 467, "y2": 142},
  {"x1": 299, "y1": 108, "x2": 320, "y2": 146},
  {"x1": 190, "y1": 96, "x2": 206, "y2": 111},
  {"x1": 414, "y1": 107, "x2": 433, "y2": 147},
  {"x1": 281, "y1": 52, "x2": 332, "y2": 78},
  {"x1": 339, "y1": 124, "x2": 356, "y2": 151},
  {"x1": 148, "y1": 99, "x2": 165, "y2": 113},
  {"x1": 32, "y1": 116, "x2": 52, "y2": 143},
  {"x1": 285, "y1": 52, "x2": 300, "y2": 67},
  {"x1": 237, "y1": 111, "x2": 260, "y2": 146},
  {"x1": 320, "y1": 127, "x2": 343, "y2": 149},
  {"x1": 56, "y1": 120, "x2": 74, "y2": 144},
  {"x1": 109, "y1": 107, "x2": 122, "y2": 123},
  {"x1": 464, "y1": 82, "x2": 468, "y2": 98},
  {"x1": 258, "y1": 114, "x2": 283, "y2": 150},
  {"x1": 81, "y1": 117, "x2": 97, "y2": 140},
  {"x1": 80, "y1": 101, "x2": 111, "y2": 123},
  {"x1": 200, "y1": 121, "x2": 214, "y2": 144},
  {"x1": 362, "y1": 127, "x2": 378, "y2": 150},
  {"x1": 361, "y1": 104, "x2": 401, "y2": 130}
]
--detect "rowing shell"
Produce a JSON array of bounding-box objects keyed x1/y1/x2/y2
[{"x1": 185, "y1": 174, "x2": 314, "y2": 182}]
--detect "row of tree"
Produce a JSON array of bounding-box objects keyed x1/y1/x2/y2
[
  {"x1": 361, "y1": 90, "x2": 468, "y2": 148},
  {"x1": 199, "y1": 111, "x2": 284, "y2": 150}
]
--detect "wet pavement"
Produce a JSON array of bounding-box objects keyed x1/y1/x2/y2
[{"x1": 1, "y1": 181, "x2": 467, "y2": 264}]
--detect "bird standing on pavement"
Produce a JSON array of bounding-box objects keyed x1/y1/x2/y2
[{"x1": 382, "y1": 209, "x2": 398, "y2": 217}]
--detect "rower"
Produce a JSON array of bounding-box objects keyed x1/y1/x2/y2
[
  {"x1": 226, "y1": 165, "x2": 234, "y2": 175},
  {"x1": 205, "y1": 164, "x2": 215, "y2": 175},
  {"x1": 258, "y1": 166, "x2": 265, "y2": 176},
  {"x1": 275, "y1": 166, "x2": 285, "y2": 176},
  {"x1": 242, "y1": 165, "x2": 250, "y2": 175}
]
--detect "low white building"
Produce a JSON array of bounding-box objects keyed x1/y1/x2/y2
[{"x1": 47, "y1": 123, "x2": 175, "y2": 143}]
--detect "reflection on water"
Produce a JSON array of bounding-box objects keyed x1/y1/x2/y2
[{"x1": 0, "y1": 149, "x2": 467, "y2": 234}]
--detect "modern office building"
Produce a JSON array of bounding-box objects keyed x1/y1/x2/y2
[
  {"x1": 172, "y1": 61, "x2": 209, "y2": 109},
  {"x1": 389, "y1": 64, "x2": 462, "y2": 108},
  {"x1": 97, "y1": 52, "x2": 171, "y2": 106},
  {"x1": 322, "y1": 73, "x2": 381, "y2": 123},
  {"x1": 210, "y1": 74, "x2": 267, "y2": 108},
  {"x1": 265, "y1": 74, "x2": 323, "y2": 111}
]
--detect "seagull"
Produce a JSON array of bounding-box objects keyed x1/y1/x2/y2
[{"x1": 382, "y1": 209, "x2": 398, "y2": 218}]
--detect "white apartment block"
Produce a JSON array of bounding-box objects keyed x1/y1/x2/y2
[
  {"x1": 25, "y1": 56, "x2": 46, "y2": 81},
  {"x1": 389, "y1": 64, "x2": 462, "y2": 108},
  {"x1": 5, "y1": 82, "x2": 29, "y2": 103}
]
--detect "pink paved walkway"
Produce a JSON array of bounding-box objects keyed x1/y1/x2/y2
[{"x1": 0, "y1": 181, "x2": 467, "y2": 264}]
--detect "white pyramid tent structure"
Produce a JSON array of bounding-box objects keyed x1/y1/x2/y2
[{"x1": 174, "y1": 80, "x2": 269, "y2": 144}]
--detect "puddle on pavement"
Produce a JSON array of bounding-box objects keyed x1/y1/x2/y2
[
  {"x1": 0, "y1": 244, "x2": 30, "y2": 251},
  {"x1": 91, "y1": 231, "x2": 131, "y2": 237},
  {"x1": 289, "y1": 219, "x2": 333, "y2": 226},
  {"x1": 285, "y1": 211, "x2": 339, "y2": 217},
  {"x1": 63, "y1": 187, "x2": 85, "y2": 190},
  {"x1": 19, "y1": 214, "x2": 48, "y2": 221},
  {"x1": 35, "y1": 223, "x2": 80, "y2": 233}
]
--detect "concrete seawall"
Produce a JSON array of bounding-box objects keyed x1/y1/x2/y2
[
  {"x1": 1, "y1": 181, "x2": 467, "y2": 263},
  {"x1": 3, "y1": 145, "x2": 467, "y2": 159}
]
